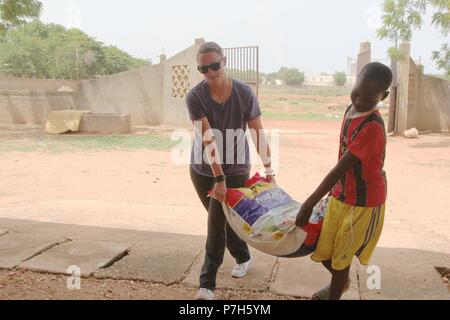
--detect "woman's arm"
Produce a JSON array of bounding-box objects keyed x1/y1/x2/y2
[
  {"x1": 194, "y1": 117, "x2": 227, "y2": 202},
  {"x1": 247, "y1": 116, "x2": 275, "y2": 182}
]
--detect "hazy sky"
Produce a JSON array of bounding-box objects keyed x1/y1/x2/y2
[{"x1": 40, "y1": 0, "x2": 448, "y2": 75}]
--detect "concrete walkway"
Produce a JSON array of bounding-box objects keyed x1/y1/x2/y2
[{"x1": 0, "y1": 218, "x2": 448, "y2": 300}]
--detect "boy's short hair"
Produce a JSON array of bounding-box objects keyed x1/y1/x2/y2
[
  {"x1": 197, "y1": 42, "x2": 224, "y2": 59},
  {"x1": 359, "y1": 62, "x2": 393, "y2": 92}
]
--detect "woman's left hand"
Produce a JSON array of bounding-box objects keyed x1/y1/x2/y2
[{"x1": 211, "y1": 181, "x2": 227, "y2": 202}]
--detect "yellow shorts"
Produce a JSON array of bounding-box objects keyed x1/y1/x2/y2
[{"x1": 311, "y1": 197, "x2": 385, "y2": 271}]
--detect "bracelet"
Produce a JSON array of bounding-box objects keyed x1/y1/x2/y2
[
  {"x1": 264, "y1": 168, "x2": 276, "y2": 176},
  {"x1": 214, "y1": 175, "x2": 227, "y2": 183}
]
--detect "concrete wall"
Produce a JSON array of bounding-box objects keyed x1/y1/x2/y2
[
  {"x1": 396, "y1": 43, "x2": 450, "y2": 133},
  {"x1": 162, "y1": 38, "x2": 205, "y2": 127},
  {"x1": 304, "y1": 75, "x2": 335, "y2": 86},
  {"x1": 396, "y1": 44, "x2": 412, "y2": 134},
  {"x1": 0, "y1": 77, "x2": 78, "y2": 124},
  {"x1": 0, "y1": 39, "x2": 210, "y2": 126},
  {"x1": 74, "y1": 63, "x2": 164, "y2": 125},
  {"x1": 73, "y1": 38, "x2": 205, "y2": 127},
  {"x1": 417, "y1": 75, "x2": 450, "y2": 132},
  {"x1": 0, "y1": 90, "x2": 75, "y2": 124},
  {"x1": 357, "y1": 42, "x2": 371, "y2": 76},
  {"x1": 0, "y1": 77, "x2": 78, "y2": 91}
]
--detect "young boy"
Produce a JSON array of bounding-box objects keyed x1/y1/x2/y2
[{"x1": 296, "y1": 62, "x2": 393, "y2": 300}]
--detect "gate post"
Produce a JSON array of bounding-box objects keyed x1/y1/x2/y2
[
  {"x1": 357, "y1": 42, "x2": 371, "y2": 76},
  {"x1": 395, "y1": 43, "x2": 411, "y2": 134}
]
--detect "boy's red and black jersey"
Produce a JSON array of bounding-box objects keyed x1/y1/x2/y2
[{"x1": 332, "y1": 106, "x2": 387, "y2": 207}]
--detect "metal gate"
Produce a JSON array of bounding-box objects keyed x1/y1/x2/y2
[{"x1": 223, "y1": 46, "x2": 259, "y2": 98}]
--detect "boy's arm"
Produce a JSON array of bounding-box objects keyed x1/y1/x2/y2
[{"x1": 296, "y1": 150, "x2": 359, "y2": 228}]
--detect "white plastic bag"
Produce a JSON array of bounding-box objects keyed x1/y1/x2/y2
[{"x1": 222, "y1": 173, "x2": 328, "y2": 257}]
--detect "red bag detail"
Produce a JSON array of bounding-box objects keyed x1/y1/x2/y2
[
  {"x1": 245, "y1": 172, "x2": 271, "y2": 188},
  {"x1": 226, "y1": 189, "x2": 245, "y2": 208},
  {"x1": 302, "y1": 220, "x2": 324, "y2": 246}
]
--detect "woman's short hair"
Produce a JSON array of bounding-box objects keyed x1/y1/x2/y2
[{"x1": 197, "y1": 42, "x2": 224, "y2": 59}]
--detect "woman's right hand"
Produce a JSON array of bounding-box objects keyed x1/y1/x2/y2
[{"x1": 212, "y1": 181, "x2": 227, "y2": 202}]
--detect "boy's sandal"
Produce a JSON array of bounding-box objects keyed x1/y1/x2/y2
[{"x1": 311, "y1": 280, "x2": 351, "y2": 300}]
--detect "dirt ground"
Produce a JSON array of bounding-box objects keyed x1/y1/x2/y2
[
  {"x1": 0, "y1": 269, "x2": 297, "y2": 300},
  {"x1": 0, "y1": 92, "x2": 449, "y2": 299},
  {"x1": 1, "y1": 120, "x2": 449, "y2": 249}
]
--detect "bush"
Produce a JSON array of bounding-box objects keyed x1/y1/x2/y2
[
  {"x1": 277, "y1": 67, "x2": 305, "y2": 86},
  {"x1": 334, "y1": 71, "x2": 347, "y2": 86}
]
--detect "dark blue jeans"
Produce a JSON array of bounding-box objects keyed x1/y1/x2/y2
[{"x1": 190, "y1": 166, "x2": 251, "y2": 291}]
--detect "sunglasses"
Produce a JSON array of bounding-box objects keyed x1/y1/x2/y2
[{"x1": 197, "y1": 60, "x2": 222, "y2": 74}]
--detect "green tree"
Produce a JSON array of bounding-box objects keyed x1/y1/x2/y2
[
  {"x1": 276, "y1": 67, "x2": 305, "y2": 86},
  {"x1": 0, "y1": 0, "x2": 42, "y2": 35},
  {"x1": 432, "y1": 44, "x2": 449, "y2": 76},
  {"x1": 226, "y1": 68, "x2": 261, "y2": 82},
  {"x1": 266, "y1": 71, "x2": 279, "y2": 82},
  {"x1": 377, "y1": 0, "x2": 427, "y2": 53},
  {"x1": 334, "y1": 71, "x2": 347, "y2": 86},
  {"x1": 429, "y1": 0, "x2": 449, "y2": 35},
  {"x1": 377, "y1": 0, "x2": 449, "y2": 75},
  {"x1": 0, "y1": 21, "x2": 150, "y2": 79},
  {"x1": 102, "y1": 46, "x2": 149, "y2": 75},
  {"x1": 429, "y1": 0, "x2": 449, "y2": 76}
]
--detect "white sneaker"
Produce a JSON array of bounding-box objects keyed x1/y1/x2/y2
[
  {"x1": 231, "y1": 256, "x2": 253, "y2": 278},
  {"x1": 195, "y1": 288, "x2": 215, "y2": 300}
]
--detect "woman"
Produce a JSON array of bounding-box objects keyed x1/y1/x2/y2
[{"x1": 186, "y1": 42, "x2": 275, "y2": 300}]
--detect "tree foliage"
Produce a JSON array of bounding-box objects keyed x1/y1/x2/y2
[
  {"x1": 0, "y1": 21, "x2": 150, "y2": 79},
  {"x1": 269, "y1": 67, "x2": 305, "y2": 86},
  {"x1": 377, "y1": 0, "x2": 450, "y2": 75},
  {"x1": 0, "y1": 0, "x2": 42, "y2": 35},
  {"x1": 334, "y1": 71, "x2": 347, "y2": 86}
]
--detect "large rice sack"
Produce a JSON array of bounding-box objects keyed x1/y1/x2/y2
[{"x1": 221, "y1": 173, "x2": 328, "y2": 257}]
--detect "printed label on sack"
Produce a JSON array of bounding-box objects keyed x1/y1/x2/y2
[{"x1": 233, "y1": 188, "x2": 294, "y2": 226}]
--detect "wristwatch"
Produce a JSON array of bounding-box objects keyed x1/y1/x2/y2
[{"x1": 214, "y1": 175, "x2": 227, "y2": 183}]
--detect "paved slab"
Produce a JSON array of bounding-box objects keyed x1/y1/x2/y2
[
  {"x1": 358, "y1": 248, "x2": 450, "y2": 300},
  {"x1": 94, "y1": 233, "x2": 204, "y2": 284},
  {"x1": 183, "y1": 249, "x2": 277, "y2": 291},
  {"x1": 0, "y1": 229, "x2": 8, "y2": 237},
  {"x1": 19, "y1": 240, "x2": 130, "y2": 277},
  {"x1": 270, "y1": 256, "x2": 360, "y2": 299},
  {"x1": 0, "y1": 232, "x2": 65, "y2": 269},
  {"x1": 2, "y1": 218, "x2": 448, "y2": 300}
]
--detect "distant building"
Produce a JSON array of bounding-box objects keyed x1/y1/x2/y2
[
  {"x1": 305, "y1": 74, "x2": 356, "y2": 87},
  {"x1": 274, "y1": 79, "x2": 284, "y2": 86},
  {"x1": 261, "y1": 76, "x2": 285, "y2": 86},
  {"x1": 347, "y1": 56, "x2": 357, "y2": 77},
  {"x1": 304, "y1": 75, "x2": 334, "y2": 86}
]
